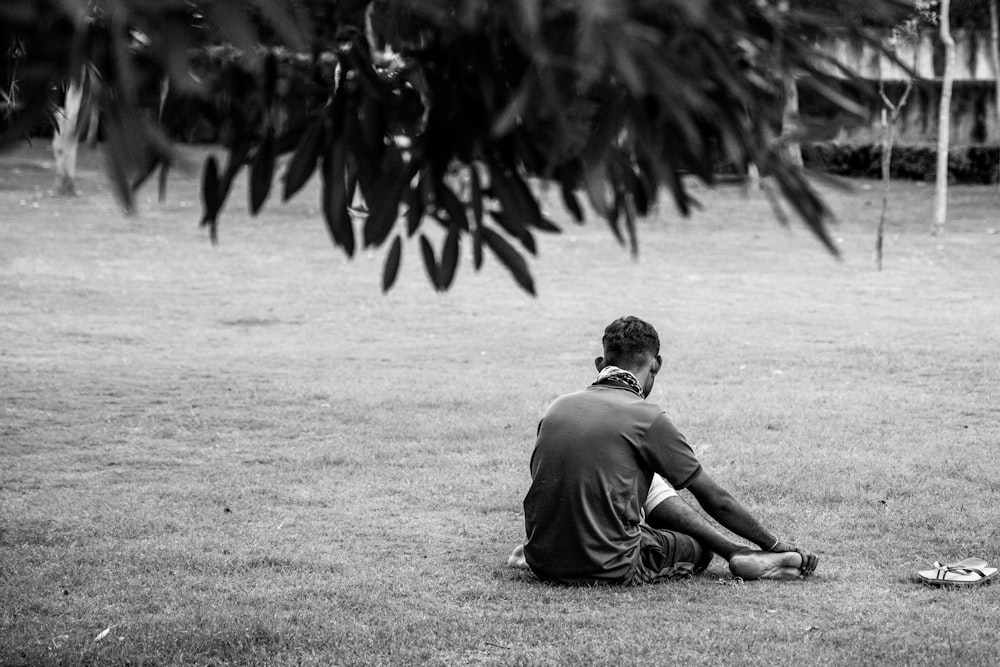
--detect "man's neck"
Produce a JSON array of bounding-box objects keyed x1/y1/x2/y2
[{"x1": 595, "y1": 366, "x2": 645, "y2": 397}]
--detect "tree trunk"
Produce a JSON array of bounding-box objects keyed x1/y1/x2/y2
[
  {"x1": 52, "y1": 76, "x2": 84, "y2": 196},
  {"x1": 990, "y1": 0, "x2": 1000, "y2": 189},
  {"x1": 782, "y1": 73, "x2": 804, "y2": 168},
  {"x1": 776, "y1": 0, "x2": 802, "y2": 169},
  {"x1": 877, "y1": 106, "x2": 890, "y2": 270},
  {"x1": 877, "y1": 70, "x2": 913, "y2": 272},
  {"x1": 933, "y1": 0, "x2": 955, "y2": 236}
]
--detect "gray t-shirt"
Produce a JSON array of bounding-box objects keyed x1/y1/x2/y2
[{"x1": 523, "y1": 384, "x2": 702, "y2": 584}]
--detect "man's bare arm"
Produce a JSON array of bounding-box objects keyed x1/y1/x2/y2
[
  {"x1": 686, "y1": 468, "x2": 818, "y2": 574},
  {"x1": 686, "y1": 469, "x2": 775, "y2": 547}
]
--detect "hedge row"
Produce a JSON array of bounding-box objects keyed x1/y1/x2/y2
[{"x1": 802, "y1": 142, "x2": 1000, "y2": 185}]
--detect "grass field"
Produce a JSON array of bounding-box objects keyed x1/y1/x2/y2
[{"x1": 2, "y1": 142, "x2": 1000, "y2": 666}]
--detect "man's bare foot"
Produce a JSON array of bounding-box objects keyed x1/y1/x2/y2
[
  {"x1": 728, "y1": 548, "x2": 806, "y2": 580},
  {"x1": 507, "y1": 543, "x2": 529, "y2": 569}
]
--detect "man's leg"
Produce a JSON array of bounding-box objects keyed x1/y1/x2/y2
[
  {"x1": 645, "y1": 495, "x2": 740, "y2": 565},
  {"x1": 646, "y1": 492, "x2": 804, "y2": 580}
]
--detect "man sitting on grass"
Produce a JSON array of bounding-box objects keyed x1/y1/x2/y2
[{"x1": 518, "y1": 315, "x2": 819, "y2": 585}]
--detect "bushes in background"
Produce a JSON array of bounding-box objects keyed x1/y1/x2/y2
[{"x1": 802, "y1": 142, "x2": 1000, "y2": 184}]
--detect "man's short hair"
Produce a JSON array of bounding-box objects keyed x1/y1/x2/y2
[{"x1": 602, "y1": 316, "x2": 660, "y2": 369}]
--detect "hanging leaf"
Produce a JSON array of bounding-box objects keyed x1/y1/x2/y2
[
  {"x1": 321, "y1": 137, "x2": 355, "y2": 256},
  {"x1": 275, "y1": 122, "x2": 307, "y2": 156},
  {"x1": 419, "y1": 234, "x2": 441, "y2": 291},
  {"x1": 213, "y1": 140, "x2": 252, "y2": 226},
  {"x1": 130, "y1": 156, "x2": 160, "y2": 193},
  {"x1": 609, "y1": 157, "x2": 639, "y2": 256},
  {"x1": 662, "y1": 157, "x2": 692, "y2": 217},
  {"x1": 531, "y1": 215, "x2": 561, "y2": 233},
  {"x1": 630, "y1": 160, "x2": 653, "y2": 216},
  {"x1": 102, "y1": 116, "x2": 137, "y2": 215},
  {"x1": 435, "y1": 183, "x2": 469, "y2": 232},
  {"x1": 489, "y1": 166, "x2": 529, "y2": 236},
  {"x1": 582, "y1": 161, "x2": 611, "y2": 219},
  {"x1": 508, "y1": 170, "x2": 557, "y2": 233},
  {"x1": 481, "y1": 227, "x2": 535, "y2": 295},
  {"x1": 345, "y1": 107, "x2": 379, "y2": 202},
  {"x1": 473, "y1": 227, "x2": 483, "y2": 270},
  {"x1": 489, "y1": 210, "x2": 536, "y2": 255},
  {"x1": 438, "y1": 227, "x2": 460, "y2": 290},
  {"x1": 249, "y1": 129, "x2": 276, "y2": 215},
  {"x1": 200, "y1": 156, "x2": 220, "y2": 216},
  {"x1": 382, "y1": 235, "x2": 403, "y2": 293},
  {"x1": 157, "y1": 160, "x2": 170, "y2": 203},
  {"x1": 520, "y1": 226, "x2": 537, "y2": 255},
  {"x1": 405, "y1": 179, "x2": 425, "y2": 237},
  {"x1": 344, "y1": 163, "x2": 359, "y2": 221},
  {"x1": 200, "y1": 155, "x2": 220, "y2": 241},
  {"x1": 363, "y1": 148, "x2": 412, "y2": 248},
  {"x1": 469, "y1": 165, "x2": 484, "y2": 229},
  {"x1": 605, "y1": 193, "x2": 625, "y2": 247},
  {"x1": 283, "y1": 118, "x2": 325, "y2": 201},
  {"x1": 560, "y1": 182, "x2": 585, "y2": 223},
  {"x1": 623, "y1": 192, "x2": 639, "y2": 258}
]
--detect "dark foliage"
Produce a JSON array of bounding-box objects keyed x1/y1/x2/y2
[{"x1": 1, "y1": 0, "x2": 912, "y2": 292}]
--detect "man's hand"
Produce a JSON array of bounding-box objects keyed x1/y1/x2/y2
[{"x1": 770, "y1": 540, "x2": 819, "y2": 576}]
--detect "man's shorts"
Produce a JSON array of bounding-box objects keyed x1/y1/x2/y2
[
  {"x1": 625, "y1": 524, "x2": 703, "y2": 585},
  {"x1": 627, "y1": 474, "x2": 701, "y2": 584}
]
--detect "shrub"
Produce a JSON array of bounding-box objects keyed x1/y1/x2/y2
[{"x1": 802, "y1": 142, "x2": 1000, "y2": 184}]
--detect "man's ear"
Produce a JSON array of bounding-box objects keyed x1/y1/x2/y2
[
  {"x1": 594, "y1": 356, "x2": 606, "y2": 372},
  {"x1": 652, "y1": 355, "x2": 663, "y2": 375}
]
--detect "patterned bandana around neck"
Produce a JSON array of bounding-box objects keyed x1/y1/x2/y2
[{"x1": 593, "y1": 365, "x2": 644, "y2": 398}]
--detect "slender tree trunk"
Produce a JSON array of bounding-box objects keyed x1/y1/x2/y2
[
  {"x1": 933, "y1": 0, "x2": 955, "y2": 235},
  {"x1": 782, "y1": 73, "x2": 804, "y2": 168},
  {"x1": 776, "y1": 0, "x2": 802, "y2": 169},
  {"x1": 877, "y1": 106, "x2": 891, "y2": 270},
  {"x1": 52, "y1": 76, "x2": 84, "y2": 196},
  {"x1": 877, "y1": 72, "x2": 913, "y2": 271},
  {"x1": 990, "y1": 0, "x2": 1000, "y2": 189}
]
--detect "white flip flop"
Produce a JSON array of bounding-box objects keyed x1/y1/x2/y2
[{"x1": 917, "y1": 558, "x2": 997, "y2": 587}]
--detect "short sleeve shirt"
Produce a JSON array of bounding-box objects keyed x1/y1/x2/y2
[{"x1": 522, "y1": 384, "x2": 702, "y2": 584}]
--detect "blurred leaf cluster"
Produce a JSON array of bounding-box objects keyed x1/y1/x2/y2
[{"x1": 1, "y1": 0, "x2": 910, "y2": 293}]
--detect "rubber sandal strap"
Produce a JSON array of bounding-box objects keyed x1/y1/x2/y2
[
  {"x1": 938, "y1": 557, "x2": 989, "y2": 570},
  {"x1": 934, "y1": 565, "x2": 987, "y2": 579}
]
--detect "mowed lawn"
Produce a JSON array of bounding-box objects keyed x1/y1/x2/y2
[{"x1": 2, "y1": 143, "x2": 999, "y2": 666}]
